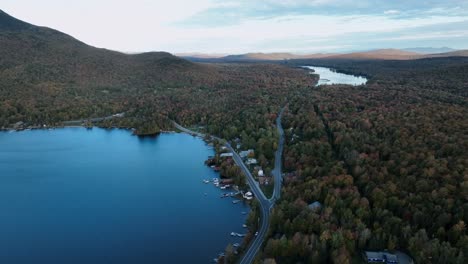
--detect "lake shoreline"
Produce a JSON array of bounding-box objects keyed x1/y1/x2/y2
[
  {"x1": 0, "y1": 124, "x2": 179, "y2": 137},
  {"x1": 303, "y1": 65, "x2": 368, "y2": 86}
]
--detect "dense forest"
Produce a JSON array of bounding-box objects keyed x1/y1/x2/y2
[{"x1": 258, "y1": 58, "x2": 468, "y2": 263}]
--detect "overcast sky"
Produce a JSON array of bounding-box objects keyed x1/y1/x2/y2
[{"x1": 2, "y1": 0, "x2": 468, "y2": 54}]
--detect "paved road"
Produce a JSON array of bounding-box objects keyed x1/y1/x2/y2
[
  {"x1": 227, "y1": 142, "x2": 271, "y2": 264},
  {"x1": 172, "y1": 109, "x2": 286, "y2": 264},
  {"x1": 63, "y1": 112, "x2": 125, "y2": 125},
  {"x1": 270, "y1": 106, "x2": 285, "y2": 203},
  {"x1": 172, "y1": 121, "x2": 206, "y2": 138}
]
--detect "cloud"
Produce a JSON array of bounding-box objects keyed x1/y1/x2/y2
[
  {"x1": 384, "y1": 10, "x2": 400, "y2": 15},
  {"x1": 3, "y1": 0, "x2": 468, "y2": 53},
  {"x1": 179, "y1": 0, "x2": 468, "y2": 27},
  {"x1": 163, "y1": 12, "x2": 468, "y2": 53}
]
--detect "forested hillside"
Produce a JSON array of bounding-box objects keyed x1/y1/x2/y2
[{"x1": 0, "y1": 9, "x2": 314, "y2": 138}]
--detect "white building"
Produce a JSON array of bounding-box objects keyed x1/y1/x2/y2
[
  {"x1": 243, "y1": 191, "x2": 253, "y2": 200},
  {"x1": 239, "y1": 149, "x2": 254, "y2": 159},
  {"x1": 246, "y1": 158, "x2": 257, "y2": 165},
  {"x1": 220, "y1": 152, "x2": 233, "y2": 158}
]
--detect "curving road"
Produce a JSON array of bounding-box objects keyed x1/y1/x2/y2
[
  {"x1": 172, "y1": 107, "x2": 286, "y2": 264},
  {"x1": 227, "y1": 142, "x2": 270, "y2": 264},
  {"x1": 63, "y1": 112, "x2": 125, "y2": 126},
  {"x1": 172, "y1": 121, "x2": 206, "y2": 138}
]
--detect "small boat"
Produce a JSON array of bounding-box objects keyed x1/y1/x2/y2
[
  {"x1": 236, "y1": 233, "x2": 246, "y2": 237},
  {"x1": 242, "y1": 224, "x2": 247, "y2": 228},
  {"x1": 220, "y1": 186, "x2": 227, "y2": 190},
  {"x1": 230, "y1": 232, "x2": 236, "y2": 236},
  {"x1": 233, "y1": 243, "x2": 240, "y2": 247},
  {"x1": 203, "y1": 179, "x2": 210, "y2": 184},
  {"x1": 232, "y1": 200, "x2": 241, "y2": 204}
]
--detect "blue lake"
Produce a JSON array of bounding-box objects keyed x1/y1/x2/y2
[
  {"x1": 304, "y1": 66, "x2": 367, "y2": 86},
  {"x1": 0, "y1": 128, "x2": 249, "y2": 264}
]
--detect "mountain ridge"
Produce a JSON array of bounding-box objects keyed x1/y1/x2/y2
[
  {"x1": 182, "y1": 48, "x2": 468, "y2": 62},
  {"x1": 403, "y1": 47, "x2": 457, "y2": 54},
  {"x1": 0, "y1": 9, "x2": 33, "y2": 31}
]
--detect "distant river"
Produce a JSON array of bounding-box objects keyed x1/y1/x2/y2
[
  {"x1": 303, "y1": 66, "x2": 367, "y2": 85},
  {"x1": 0, "y1": 128, "x2": 248, "y2": 264}
]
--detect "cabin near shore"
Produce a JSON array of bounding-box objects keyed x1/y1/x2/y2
[
  {"x1": 363, "y1": 250, "x2": 414, "y2": 264},
  {"x1": 220, "y1": 152, "x2": 233, "y2": 158}
]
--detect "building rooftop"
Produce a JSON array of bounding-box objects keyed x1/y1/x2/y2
[
  {"x1": 364, "y1": 251, "x2": 398, "y2": 263},
  {"x1": 246, "y1": 158, "x2": 257, "y2": 165},
  {"x1": 308, "y1": 201, "x2": 322, "y2": 211},
  {"x1": 239, "y1": 149, "x2": 254, "y2": 158}
]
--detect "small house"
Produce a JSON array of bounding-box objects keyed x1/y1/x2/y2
[
  {"x1": 258, "y1": 176, "x2": 270, "y2": 185},
  {"x1": 363, "y1": 251, "x2": 398, "y2": 263},
  {"x1": 220, "y1": 153, "x2": 233, "y2": 158},
  {"x1": 239, "y1": 149, "x2": 254, "y2": 159},
  {"x1": 246, "y1": 158, "x2": 257, "y2": 165},
  {"x1": 13, "y1": 121, "x2": 24, "y2": 129},
  {"x1": 243, "y1": 191, "x2": 253, "y2": 200},
  {"x1": 308, "y1": 201, "x2": 322, "y2": 212}
]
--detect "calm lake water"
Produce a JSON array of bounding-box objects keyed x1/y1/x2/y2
[
  {"x1": 0, "y1": 128, "x2": 249, "y2": 264},
  {"x1": 304, "y1": 66, "x2": 367, "y2": 86}
]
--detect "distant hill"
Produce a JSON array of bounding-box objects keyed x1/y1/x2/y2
[
  {"x1": 181, "y1": 52, "x2": 338, "y2": 62},
  {"x1": 425, "y1": 50, "x2": 468, "y2": 58},
  {"x1": 403, "y1": 47, "x2": 457, "y2": 54},
  {"x1": 322, "y1": 49, "x2": 422, "y2": 60},
  {"x1": 219, "y1": 52, "x2": 338, "y2": 61},
  {"x1": 183, "y1": 48, "x2": 468, "y2": 63},
  {"x1": 176, "y1": 52, "x2": 227, "y2": 59}
]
